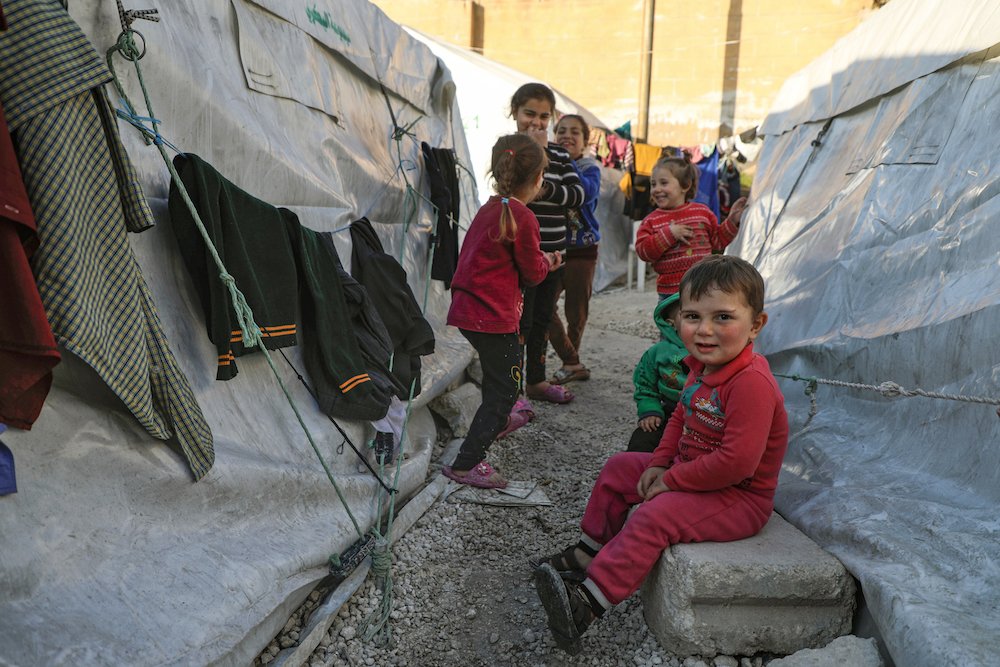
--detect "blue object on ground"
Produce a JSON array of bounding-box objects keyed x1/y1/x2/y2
[{"x1": 0, "y1": 424, "x2": 17, "y2": 495}]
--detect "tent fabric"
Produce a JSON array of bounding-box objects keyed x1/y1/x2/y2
[
  {"x1": 732, "y1": 2, "x2": 1000, "y2": 665},
  {"x1": 0, "y1": 0, "x2": 477, "y2": 664},
  {"x1": 405, "y1": 28, "x2": 635, "y2": 292},
  {"x1": 760, "y1": 0, "x2": 1000, "y2": 137}
]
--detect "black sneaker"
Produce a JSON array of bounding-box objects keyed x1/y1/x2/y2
[{"x1": 533, "y1": 563, "x2": 596, "y2": 654}]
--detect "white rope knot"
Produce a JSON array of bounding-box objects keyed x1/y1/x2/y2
[{"x1": 877, "y1": 381, "x2": 906, "y2": 398}]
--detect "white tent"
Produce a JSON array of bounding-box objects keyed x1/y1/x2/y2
[
  {"x1": 405, "y1": 28, "x2": 635, "y2": 291},
  {"x1": 732, "y1": 1, "x2": 1000, "y2": 665},
  {"x1": 0, "y1": 0, "x2": 478, "y2": 664}
]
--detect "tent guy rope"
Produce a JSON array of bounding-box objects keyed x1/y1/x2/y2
[
  {"x1": 105, "y1": 17, "x2": 369, "y2": 545},
  {"x1": 775, "y1": 372, "x2": 1000, "y2": 431}
]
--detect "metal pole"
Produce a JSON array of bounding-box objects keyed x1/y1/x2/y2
[{"x1": 637, "y1": 0, "x2": 655, "y2": 142}]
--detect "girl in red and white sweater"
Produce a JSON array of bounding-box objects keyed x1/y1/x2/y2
[
  {"x1": 635, "y1": 153, "x2": 747, "y2": 299},
  {"x1": 445, "y1": 133, "x2": 562, "y2": 489}
]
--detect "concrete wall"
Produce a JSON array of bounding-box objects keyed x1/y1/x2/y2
[{"x1": 373, "y1": 0, "x2": 876, "y2": 145}]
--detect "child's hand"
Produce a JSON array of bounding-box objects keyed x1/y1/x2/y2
[
  {"x1": 643, "y1": 475, "x2": 671, "y2": 501},
  {"x1": 524, "y1": 128, "x2": 549, "y2": 148},
  {"x1": 669, "y1": 223, "x2": 694, "y2": 244},
  {"x1": 727, "y1": 196, "x2": 748, "y2": 225},
  {"x1": 638, "y1": 415, "x2": 662, "y2": 432},
  {"x1": 546, "y1": 251, "x2": 563, "y2": 269},
  {"x1": 636, "y1": 466, "x2": 668, "y2": 498}
]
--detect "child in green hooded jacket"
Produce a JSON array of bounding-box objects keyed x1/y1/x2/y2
[{"x1": 627, "y1": 293, "x2": 689, "y2": 452}]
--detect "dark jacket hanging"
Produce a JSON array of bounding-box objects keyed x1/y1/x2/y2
[
  {"x1": 420, "y1": 141, "x2": 460, "y2": 288},
  {"x1": 349, "y1": 217, "x2": 435, "y2": 398},
  {"x1": 290, "y1": 223, "x2": 401, "y2": 421},
  {"x1": 169, "y1": 153, "x2": 298, "y2": 380},
  {"x1": 169, "y1": 154, "x2": 391, "y2": 420}
]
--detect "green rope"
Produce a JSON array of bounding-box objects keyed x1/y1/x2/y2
[
  {"x1": 775, "y1": 372, "x2": 1000, "y2": 430},
  {"x1": 360, "y1": 533, "x2": 394, "y2": 646},
  {"x1": 359, "y1": 82, "x2": 445, "y2": 644},
  {"x1": 106, "y1": 29, "x2": 365, "y2": 539}
]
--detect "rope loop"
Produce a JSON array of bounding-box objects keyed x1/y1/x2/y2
[{"x1": 115, "y1": 29, "x2": 146, "y2": 61}]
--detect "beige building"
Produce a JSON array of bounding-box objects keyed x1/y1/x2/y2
[{"x1": 373, "y1": 0, "x2": 880, "y2": 145}]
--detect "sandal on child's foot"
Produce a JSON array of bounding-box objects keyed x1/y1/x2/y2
[
  {"x1": 441, "y1": 461, "x2": 508, "y2": 489},
  {"x1": 533, "y1": 563, "x2": 597, "y2": 655},
  {"x1": 529, "y1": 541, "x2": 597, "y2": 580},
  {"x1": 526, "y1": 384, "x2": 574, "y2": 404},
  {"x1": 511, "y1": 397, "x2": 536, "y2": 421},
  {"x1": 496, "y1": 410, "x2": 530, "y2": 440},
  {"x1": 549, "y1": 366, "x2": 591, "y2": 385}
]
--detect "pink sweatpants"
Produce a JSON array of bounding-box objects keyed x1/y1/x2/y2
[{"x1": 582, "y1": 452, "x2": 772, "y2": 604}]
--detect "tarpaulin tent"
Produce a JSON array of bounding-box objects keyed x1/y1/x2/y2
[
  {"x1": 0, "y1": 0, "x2": 479, "y2": 664},
  {"x1": 731, "y1": 1, "x2": 1000, "y2": 665},
  {"x1": 405, "y1": 28, "x2": 635, "y2": 291}
]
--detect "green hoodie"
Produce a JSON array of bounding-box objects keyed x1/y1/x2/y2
[{"x1": 632, "y1": 294, "x2": 689, "y2": 419}]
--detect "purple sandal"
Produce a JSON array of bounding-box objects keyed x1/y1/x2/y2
[
  {"x1": 512, "y1": 397, "x2": 536, "y2": 421},
  {"x1": 497, "y1": 410, "x2": 531, "y2": 440},
  {"x1": 527, "y1": 384, "x2": 575, "y2": 404},
  {"x1": 442, "y1": 461, "x2": 508, "y2": 489}
]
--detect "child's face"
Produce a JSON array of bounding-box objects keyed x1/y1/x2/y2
[
  {"x1": 679, "y1": 284, "x2": 766, "y2": 374},
  {"x1": 650, "y1": 167, "x2": 687, "y2": 210},
  {"x1": 515, "y1": 97, "x2": 553, "y2": 133},
  {"x1": 554, "y1": 118, "x2": 585, "y2": 159}
]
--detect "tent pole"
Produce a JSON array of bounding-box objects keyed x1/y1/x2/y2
[{"x1": 637, "y1": 0, "x2": 655, "y2": 143}]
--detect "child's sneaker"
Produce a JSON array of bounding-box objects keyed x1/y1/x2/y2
[{"x1": 533, "y1": 563, "x2": 599, "y2": 654}]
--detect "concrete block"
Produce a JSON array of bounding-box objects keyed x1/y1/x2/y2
[
  {"x1": 767, "y1": 635, "x2": 883, "y2": 667},
  {"x1": 640, "y1": 513, "x2": 856, "y2": 658},
  {"x1": 427, "y1": 382, "x2": 480, "y2": 438}
]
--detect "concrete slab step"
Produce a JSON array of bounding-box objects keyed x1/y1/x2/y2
[{"x1": 640, "y1": 512, "x2": 856, "y2": 658}]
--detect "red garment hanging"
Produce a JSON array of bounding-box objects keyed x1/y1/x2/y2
[{"x1": 0, "y1": 99, "x2": 60, "y2": 429}]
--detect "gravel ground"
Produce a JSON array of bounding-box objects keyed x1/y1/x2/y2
[{"x1": 254, "y1": 285, "x2": 774, "y2": 667}]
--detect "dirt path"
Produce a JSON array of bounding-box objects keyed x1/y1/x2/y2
[{"x1": 257, "y1": 285, "x2": 731, "y2": 667}]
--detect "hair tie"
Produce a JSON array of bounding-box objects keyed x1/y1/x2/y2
[
  {"x1": 500, "y1": 196, "x2": 510, "y2": 205},
  {"x1": 504, "y1": 149, "x2": 516, "y2": 156}
]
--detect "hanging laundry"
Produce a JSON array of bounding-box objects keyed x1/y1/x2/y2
[
  {"x1": 370, "y1": 396, "x2": 408, "y2": 464},
  {"x1": 691, "y1": 146, "x2": 720, "y2": 221},
  {"x1": 0, "y1": 98, "x2": 60, "y2": 430},
  {"x1": 294, "y1": 224, "x2": 399, "y2": 421},
  {"x1": 349, "y1": 218, "x2": 435, "y2": 398},
  {"x1": 420, "y1": 142, "x2": 460, "y2": 288},
  {"x1": 620, "y1": 142, "x2": 666, "y2": 220},
  {"x1": 0, "y1": 0, "x2": 214, "y2": 479},
  {"x1": 168, "y1": 153, "x2": 391, "y2": 421},
  {"x1": 590, "y1": 128, "x2": 610, "y2": 166},
  {"x1": 169, "y1": 153, "x2": 299, "y2": 380},
  {"x1": 604, "y1": 132, "x2": 632, "y2": 170}
]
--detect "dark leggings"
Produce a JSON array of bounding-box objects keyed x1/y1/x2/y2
[
  {"x1": 626, "y1": 401, "x2": 676, "y2": 453},
  {"x1": 519, "y1": 268, "x2": 562, "y2": 385},
  {"x1": 453, "y1": 329, "x2": 521, "y2": 470}
]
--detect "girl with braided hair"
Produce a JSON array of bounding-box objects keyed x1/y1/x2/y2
[
  {"x1": 510, "y1": 83, "x2": 585, "y2": 405},
  {"x1": 444, "y1": 134, "x2": 563, "y2": 488}
]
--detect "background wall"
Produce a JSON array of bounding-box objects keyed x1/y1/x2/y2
[{"x1": 373, "y1": 0, "x2": 877, "y2": 145}]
